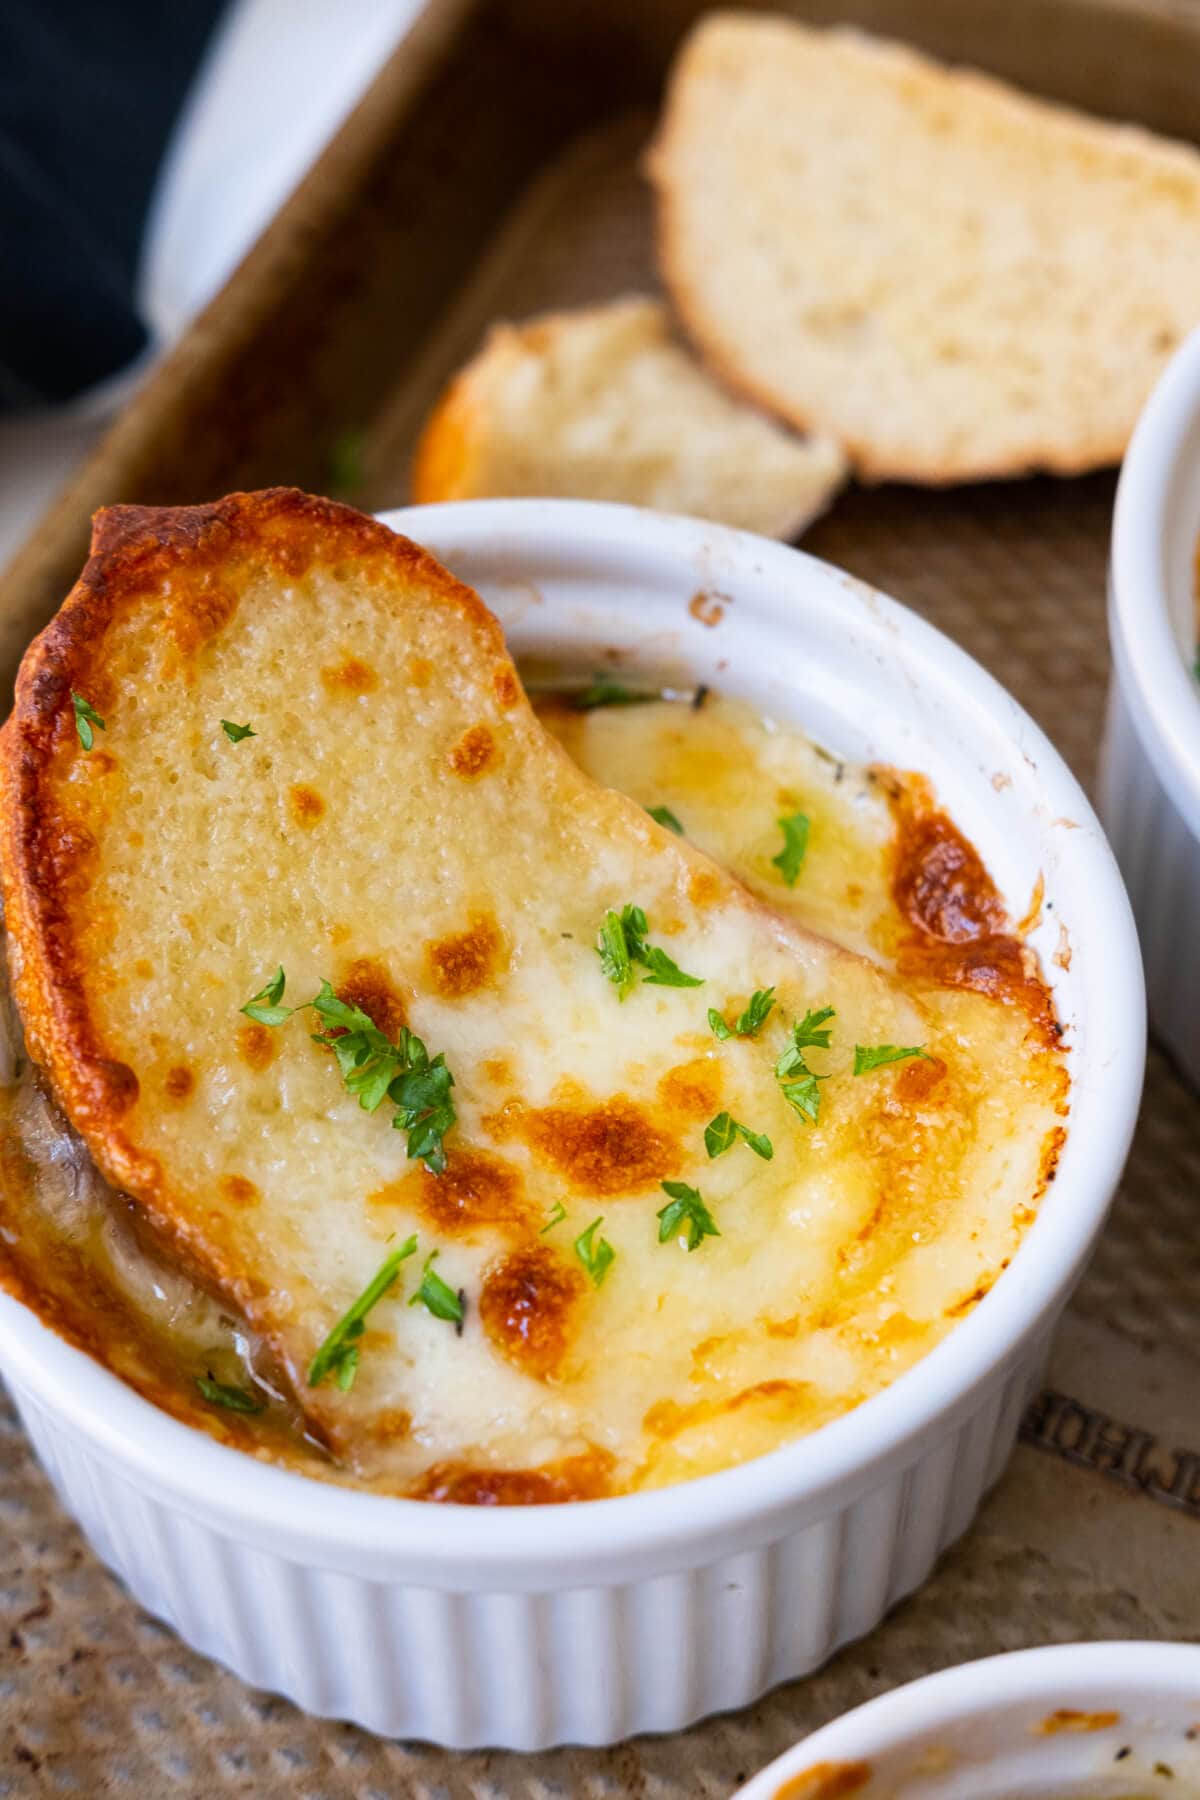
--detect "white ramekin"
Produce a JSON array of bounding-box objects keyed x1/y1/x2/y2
[
  {"x1": 1100, "y1": 323, "x2": 1200, "y2": 1088},
  {"x1": 735, "y1": 1641, "x2": 1200, "y2": 1798},
  {"x1": 0, "y1": 501, "x2": 1143, "y2": 1749}
]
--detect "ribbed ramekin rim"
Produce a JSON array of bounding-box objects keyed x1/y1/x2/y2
[
  {"x1": 0, "y1": 499, "x2": 1145, "y2": 1578},
  {"x1": 734, "y1": 1640, "x2": 1200, "y2": 1796},
  {"x1": 1110, "y1": 322, "x2": 1200, "y2": 841}
]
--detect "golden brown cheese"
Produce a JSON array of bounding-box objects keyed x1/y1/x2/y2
[{"x1": 0, "y1": 493, "x2": 1067, "y2": 1500}]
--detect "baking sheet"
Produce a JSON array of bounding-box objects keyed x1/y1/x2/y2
[{"x1": 3, "y1": 2, "x2": 1200, "y2": 1794}]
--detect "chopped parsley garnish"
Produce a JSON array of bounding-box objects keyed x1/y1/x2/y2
[
  {"x1": 791, "y1": 1005, "x2": 836, "y2": 1050},
  {"x1": 574, "y1": 1216, "x2": 615, "y2": 1287},
  {"x1": 708, "y1": 986, "x2": 776, "y2": 1041},
  {"x1": 704, "y1": 1111, "x2": 773, "y2": 1161},
  {"x1": 195, "y1": 1373, "x2": 263, "y2": 1414},
  {"x1": 771, "y1": 810, "x2": 810, "y2": 886},
  {"x1": 657, "y1": 1181, "x2": 721, "y2": 1252},
  {"x1": 308, "y1": 1238, "x2": 417, "y2": 1390},
  {"x1": 597, "y1": 906, "x2": 637, "y2": 998},
  {"x1": 71, "y1": 692, "x2": 105, "y2": 752},
  {"x1": 239, "y1": 974, "x2": 457, "y2": 1171},
  {"x1": 647, "y1": 804, "x2": 684, "y2": 835},
  {"x1": 408, "y1": 1251, "x2": 464, "y2": 1324},
  {"x1": 641, "y1": 945, "x2": 704, "y2": 988},
  {"x1": 221, "y1": 720, "x2": 257, "y2": 743},
  {"x1": 539, "y1": 1201, "x2": 567, "y2": 1235},
  {"x1": 240, "y1": 966, "x2": 292, "y2": 1026},
  {"x1": 853, "y1": 1043, "x2": 930, "y2": 1075},
  {"x1": 776, "y1": 1065, "x2": 825, "y2": 1125},
  {"x1": 775, "y1": 1005, "x2": 836, "y2": 1125},
  {"x1": 571, "y1": 675, "x2": 657, "y2": 711},
  {"x1": 596, "y1": 903, "x2": 703, "y2": 997}
]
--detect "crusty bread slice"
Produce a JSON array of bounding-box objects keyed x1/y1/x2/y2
[
  {"x1": 411, "y1": 296, "x2": 846, "y2": 538},
  {"x1": 647, "y1": 13, "x2": 1200, "y2": 483},
  {"x1": 0, "y1": 491, "x2": 1064, "y2": 1493}
]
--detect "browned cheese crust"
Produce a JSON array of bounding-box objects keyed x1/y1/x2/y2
[{"x1": 0, "y1": 489, "x2": 509, "y2": 1309}]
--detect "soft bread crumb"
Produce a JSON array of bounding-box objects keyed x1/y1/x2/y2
[
  {"x1": 647, "y1": 12, "x2": 1200, "y2": 483},
  {"x1": 411, "y1": 296, "x2": 846, "y2": 539}
]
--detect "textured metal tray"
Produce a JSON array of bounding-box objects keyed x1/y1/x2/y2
[{"x1": 3, "y1": 2, "x2": 1200, "y2": 1793}]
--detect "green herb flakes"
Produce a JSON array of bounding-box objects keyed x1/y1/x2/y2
[
  {"x1": 704, "y1": 1111, "x2": 773, "y2": 1161},
  {"x1": 647, "y1": 804, "x2": 684, "y2": 835},
  {"x1": 775, "y1": 1004, "x2": 835, "y2": 1125},
  {"x1": 220, "y1": 720, "x2": 257, "y2": 743},
  {"x1": 308, "y1": 1238, "x2": 417, "y2": 1390},
  {"x1": 195, "y1": 1374, "x2": 263, "y2": 1414},
  {"x1": 240, "y1": 974, "x2": 458, "y2": 1172},
  {"x1": 708, "y1": 986, "x2": 776, "y2": 1041},
  {"x1": 657, "y1": 1181, "x2": 720, "y2": 1252},
  {"x1": 574, "y1": 1217, "x2": 615, "y2": 1287},
  {"x1": 409, "y1": 1251, "x2": 465, "y2": 1325},
  {"x1": 771, "y1": 811, "x2": 810, "y2": 886},
  {"x1": 240, "y1": 966, "x2": 292, "y2": 1026},
  {"x1": 853, "y1": 1043, "x2": 931, "y2": 1075},
  {"x1": 596, "y1": 903, "x2": 702, "y2": 997},
  {"x1": 791, "y1": 1005, "x2": 836, "y2": 1050},
  {"x1": 71, "y1": 692, "x2": 105, "y2": 752},
  {"x1": 571, "y1": 675, "x2": 657, "y2": 711}
]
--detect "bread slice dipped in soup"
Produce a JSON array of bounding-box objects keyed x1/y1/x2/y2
[{"x1": 0, "y1": 490, "x2": 1067, "y2": 1501}]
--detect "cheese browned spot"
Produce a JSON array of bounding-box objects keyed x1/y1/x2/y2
[
  {"x1": 364, "y1": 1407, "x2": 412, "y2": 1443},
  {"x1": 425, "y1": 912, "x2": 505, "y2": 998},
  {"x1": 163, "y1": 1065, "x2": 193, "y2": 1101},
  {"x1": 492, "y1": 666, "x2": 520, "y2": 709},
  {"x1": 335, "y1": 956, "x2": 406, "y2": 1037},
  {"x1": 407, "y1": 1447, "x2": 614, "y2": 1504},
  {"x1": 374, "y1": 1147, "x2": 531, "y2": 1240},
  {"x1": 884, "y1": 774, "x2": 1057, "y2": 1041},
  {"x1": 500, "y1": 1092, "x2": 682, "y2": 1195},
  {"x1": 236, "y1": 1022, "x2": 276, "y2": 1071},
  {"x1": 288, "y1": 783, "x2": 325, "y2": 827},
  {"x1": 219, "y1": 1175, "x2": 259, "y2": 1209},
  {"x1": 688, "y1": 867, "x2": 723, "y2": 907},
  {"x1": 449, "y1": 723, "x2": 497, "y2": 776},
  {"x1": 657, "y1": 1058, "x2": 721, "y2": 1119},
  {"x1": 321, "y1": 655, "x2": 378, "y2": 696},
  {"x1": 478, "y1": 1243, "x2": 586, "y2": 1378},
  {"x1": 894, "y1": 1053, "x2": 946, "y2": 1103}
]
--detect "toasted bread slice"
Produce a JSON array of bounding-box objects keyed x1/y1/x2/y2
[
  {"x1": 0, "y1": 491, "x2": 1061, "y2": 1490},
  {"x1": 412, "y1": 296, "x2": 846, "y2": 538},
  {"x1": 647, "y1": 13, "x2": 1200, "y2": 483}
]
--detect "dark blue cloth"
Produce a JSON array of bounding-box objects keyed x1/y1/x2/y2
[{"x1": 0, "y1": 1, "x2": 226, "y2": 410}]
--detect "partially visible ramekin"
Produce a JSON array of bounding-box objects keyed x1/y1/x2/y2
[
  {"x1": 0, "y1": 501, "x2": 1143, "y2": 1749},
  {"x1": 734, "y1": 1642, "x2": 1200, "y2": 1798},
  {"x1": 1101, "y1": 323, "x2": 1200, "y2": 1087}
]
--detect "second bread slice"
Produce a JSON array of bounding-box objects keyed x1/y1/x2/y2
[
  {"x1": 648, "y1": 12, "x2": 1200, "y2": 483},
  {"x1": 411, "y1": 297, "x2": 846, "y2": 539}
]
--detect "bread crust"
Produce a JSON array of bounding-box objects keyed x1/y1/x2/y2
[{"x1": 0, "y1": 488, "x2": 505, "y2": 1306}]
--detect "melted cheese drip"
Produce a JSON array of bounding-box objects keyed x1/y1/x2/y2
[{"x1": 0, "y1": 694, "x2": 1066, "y2": 1497}]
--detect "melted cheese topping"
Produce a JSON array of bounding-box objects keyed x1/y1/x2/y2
[{"x1": 0, "y1": 694, "x2": 1066, "y2": 1499}]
